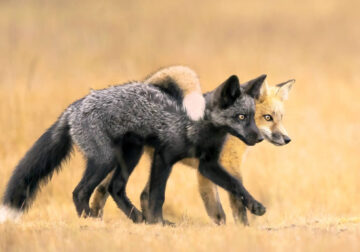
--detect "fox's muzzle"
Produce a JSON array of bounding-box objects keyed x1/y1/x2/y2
[
  {"x1": 256, "y1": 136, "x2": 264, "y2": 143},
  {"x1": 283, "y1": 135, "x2": 291, "y2": 144},
  {"x1": 246, "y1": 132, "x2": 263, "y2": 145},
  {"x1": 244, "y1": 121, "x2": 263, "y2": 146},
  {"x1": 268, "y1": 132, "x2": 291, "y2": 146}
]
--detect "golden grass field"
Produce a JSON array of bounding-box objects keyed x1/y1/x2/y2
[{"x1": 1, "y1": 0, "x2": 360, "y2": 251}]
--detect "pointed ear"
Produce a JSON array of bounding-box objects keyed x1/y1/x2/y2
[
  {"x1": 214, "y1": 75, "x2": 241, "y2": 108},
  {"x1": 258, "y1": 80, "x2": 269, "y2": 102},
  {"x1": 242, "y1": 74, "x2": 267, "y2": 99},
  {"x1": 276, "y1": 79, "x2": 295, "y2": 101}
]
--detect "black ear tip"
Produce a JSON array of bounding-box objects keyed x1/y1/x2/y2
[
  {"x1": 228, "y1": 75, "x2": 239, "y2": 83},
  {"x1": 276, "y1": 79, "x2": 296, "y2": 88},
  {"x1": 259, "y1": 74, "x2": 267, "y2": 82}
]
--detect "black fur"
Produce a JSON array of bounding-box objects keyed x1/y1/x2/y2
[
  {"x1": 197, "y1": 147, "x2": 266, "y2": 216},
  {"x1": 72, "y1": 132, "x2": 146, "y2": 221},
  {"x1": 214, "y1": 75, "x2": 241, "y2": 108},
  {"x1": 152, "y1": 82, "x2": 184, "y2": 104},
  {"x1": 2, "y1": 74, "x2": 266, "y2": 224},
  {"x1": 3, "y1": 117, "x2": 73, "y2": 211},
  {"x1": 117, "y1": 118, "x2": 265, "y2": 224},
  {"x1": 79, "y1": 75, "x2": 267, "y2": 224},
  {"x1": 107, "y1": 133, "x2": 145, "y2": 222},
  {"x1": 73, "y1": 158, "x2": 115, "y2": 216},
  {"x1": 243, "y1": 74, "x2": 267, "y2": 99}
]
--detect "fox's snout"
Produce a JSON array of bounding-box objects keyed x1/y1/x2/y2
[
  {"x1": 267, "y1": 131, "x2": 291, "y2": 146},
  {"x1": 244, "y1": 127, "x2": 264, "y2": 146},
  {"x1": 283, "y1": 135, "x2": 291, "y2": 144},
  {"x1": 256, "y1": 136, "x2": 264, "y2": 143},
  {"x1": 252, "y1": 131, "x2": 264, "y2": 144}
]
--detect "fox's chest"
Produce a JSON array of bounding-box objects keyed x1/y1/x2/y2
[{"x1": 191, "y1": 133, "x2": 227, "y2": 160}]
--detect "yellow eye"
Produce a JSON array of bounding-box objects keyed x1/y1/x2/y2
[
  {"x1": 238, "y1": 114, "x2": 245, "y2": 120},
  {"x1": 264, "y1": 114, "x2": 273, "y2": 121}
]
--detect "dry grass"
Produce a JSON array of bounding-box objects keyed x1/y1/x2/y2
[{"x1": 1, "y1": 0, "x2": 360, "y2": 251}]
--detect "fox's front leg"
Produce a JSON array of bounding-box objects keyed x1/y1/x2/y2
[
  {"x1": 198, "y1": 155, "x2": 265, "y2": 217},
  {"x1": 220, "y1": 136, "x2": 249, "y2": 225},
  {"x1": 197, "y1": 173, "x2": 226, "y2": 225}
]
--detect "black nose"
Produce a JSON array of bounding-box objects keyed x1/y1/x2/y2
[
  {"x1": 283, "y1": 135, "x2": 291, "y2": 144},
  {"x1": 257, "y1": 136, "x2": 264, "y2": 143}
]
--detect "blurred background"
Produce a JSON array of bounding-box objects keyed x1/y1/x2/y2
[{"x1": 0, "y1": 0, "x2": 359, "y2": 251}]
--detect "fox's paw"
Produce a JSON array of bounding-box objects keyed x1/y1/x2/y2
[
  {"x1": 213, "y1": 212, "x2": 226, "y2": 225},
  {"x1": 144, "y1": 214, "x2": 167, "y2": 225},
  {"x1": 247, "y1": 200, "x2": 266, "y2": 216},
  {"x1": 129, "y1": 208, "x2": 145, "y2": 223},
  {"x1": 145, "y1": 218, "x2": 174, "y2": 226},
  {"x1": 162, "y1": 219, "x2": 176, "y2": 226},
  {"x1": 208, "y1": 207, "x2": 226, "y2": 225},
  {"x1": 89, "y1": 206, "x2": 104, "y2": 219},
  {"x1": 183, "y1": 91, "x2": 205, "y2": 121}
]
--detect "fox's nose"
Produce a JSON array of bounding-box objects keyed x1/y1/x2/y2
[
  {"x1": 283, "y1": 135, "x2": 291, "y2": 144},
  {"x1": 256, "y1": 136, "x2": 264, "y2": 143}
]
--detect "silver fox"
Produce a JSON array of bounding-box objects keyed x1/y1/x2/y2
[{"x1": 0, "y1": 73, "x2": 266, "y2": 224}]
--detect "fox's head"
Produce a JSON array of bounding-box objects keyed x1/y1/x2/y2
[
  {"x1": 206, "y1": 74, "x2": 267, "y2": 146},
  {"x1": 255, "y1": 79, "x2": 295, "y2": 146}
]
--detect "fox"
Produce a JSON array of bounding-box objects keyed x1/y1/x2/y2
[
  {"x1": 0, "y1": 70, "x2": 266, "y2": 225},
  {"x1": 90, "y1": 66, "x2": 294, "y2": 225},
  {"x1": 198, "y1": 78, "x2": 294, "y2": 225}
]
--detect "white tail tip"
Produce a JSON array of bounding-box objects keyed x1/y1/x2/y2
[
  {"x1": 0, "y1": 205, "x2": 22, "y2": 223},
  {"x1": 183, "y1": 92, "x2": 205, "y2": 121}
]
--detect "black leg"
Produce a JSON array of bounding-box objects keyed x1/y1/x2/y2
[
  {"x1": 73, "y1": 158, "x2": 115, "y2": 217},
  {"x1": 145, "y1": 151, "x2": 173, "y2": 224},
  {"x1": 108, "y1": 134, "x2": 145, "y2": 223},
  {"x1": 198, "y1": 158, "x2": 266, "y2": 216}
]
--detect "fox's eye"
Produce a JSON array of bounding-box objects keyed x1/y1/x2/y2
[
  {"x1": 238, "y1": 114, "x2": 246, "y2": 120},
  {"x1": 264, "y1": 114, "x2": 273, "y2": 121}
]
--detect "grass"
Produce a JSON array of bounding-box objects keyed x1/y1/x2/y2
[{"x1": 0, "y1": 0, "x2": 360, "y2": 251}]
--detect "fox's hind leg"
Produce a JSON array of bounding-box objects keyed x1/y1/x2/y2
[
  {"x1": 90, "y1": 170, "x2": 113, "y2": 218},
  {"x1": 107, "y1": 133, "x2": 144, "y2": 223},
  {"x1": 73, "y1": 157, "x2": 115, "y2": 217},
  {"x1": 140, "y1": 181, "x2": 174, "y2": 226},
  {"x1": 139, "y1": 181, "x2": 150, "y2": 218}
]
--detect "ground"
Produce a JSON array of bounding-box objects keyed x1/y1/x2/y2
[{"x1": 0, "y1": 0, "x2": 360, "y2": 251}]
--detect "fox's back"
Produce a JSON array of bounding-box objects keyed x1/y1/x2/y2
[{"x1": 66, "y1": 83, "x2": 188, "y2": 157}]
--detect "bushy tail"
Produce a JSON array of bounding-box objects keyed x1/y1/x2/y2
[
  {"x1": 1, "y1": 114, "x2": 73, "y2": 221},
  {"x1": 144, "y1": 65, "x2": 205, "y2": 120}
]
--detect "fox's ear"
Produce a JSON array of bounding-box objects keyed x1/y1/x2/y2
[
  {"x1": 214, "y1": 75, "x2": 241, "y2": 108},
  {"x1": 258, "y1": 80, "x2": 270, "y2": 102},
  {"x1": 220, "y1": 75, "x2": 241, "y2": 108},
  {"x1": 242, "y1": 74, "x2": 267, "y2": 99},
  {"x1": 276, "y1": 79, "x2": 295, "y2": 101}
]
